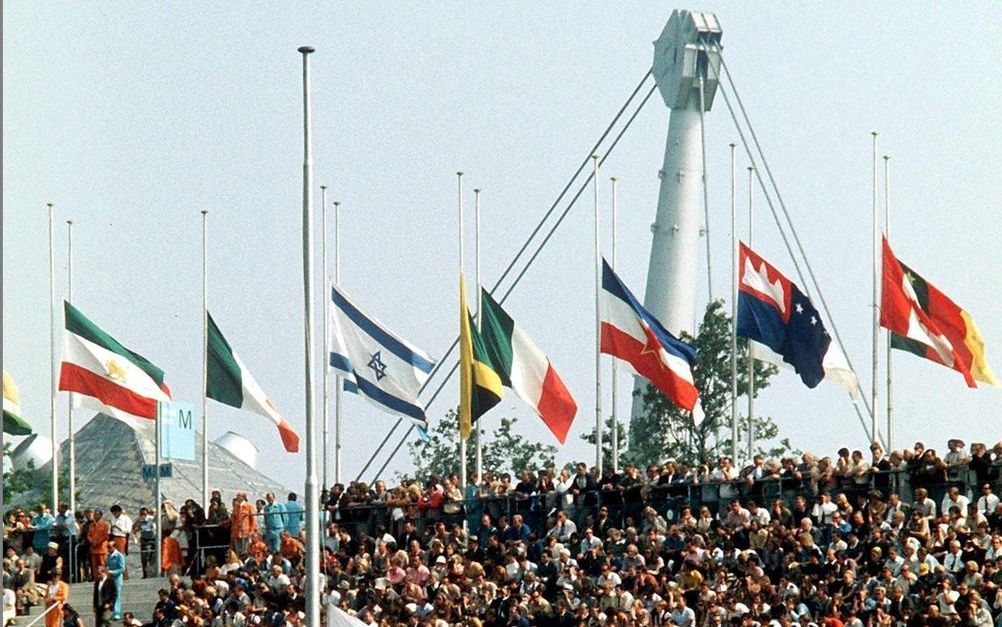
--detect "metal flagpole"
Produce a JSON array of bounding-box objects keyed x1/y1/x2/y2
[
  {"x1": 883, "y1": 154, "x2": 892, "y2": 451},
  {"x1": 154, "y1": 402, "x2": 162, "y2": 575},
  {"x1": 297, "y1": 44, "x2": 321, "y2": 627},
  {"x1": 729, "y1": 144, "x2": 738, "y2": 463},
  {"x1": 66, "y1": 218, "x2": 76, "y2": 580},
  {"x1": 592, "y1": 155, "x2": 602, "y2": 472},
  {"x1": 609, "y1": 176, "x2": 619, "y2": 474},
  {"x1": 457, "y1": 171, "x2": 467, "y2": 492},
  {"x1": 201, "y1": 209, "x2": 209, "y2": 511},
  {"x1": 870, "y1": 131, "x2": 879, "y2": 446},
  {"x1": 334, "y1": 200, "x2": 342, "y2": 485},
  {"x1": 321, "y1": 185, "x2": 329, "y2": 491},
  {"x1": 474, "y1": 187, "x2": 483, "y2": 483},
  {"x1": 48, "y1": 202, "x2": 59, "y2": 508},
  {"x1": 746, "y1": 167, "x2": 755, "y2": 462}
]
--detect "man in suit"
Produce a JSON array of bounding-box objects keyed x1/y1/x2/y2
[{"x1": 92, "y1": 565, "x2": 118, "y2": 627}]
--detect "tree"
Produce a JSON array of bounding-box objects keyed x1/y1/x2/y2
[
  {"x1": 3, "y1": 443, "x2": 36, "y2": 505},
  {"x1": 627, "y1": 299, "x2": 798, "y2": 468},
  {"x1": 402, "y1": 410, "x2": 557, "y2": 481},
  {"x1": 579, "y1": 415, "x2": 629, "y2": 471}
]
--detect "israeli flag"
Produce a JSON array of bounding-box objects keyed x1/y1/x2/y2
[{"x1": 329, "y1": 284, "x2": 436, "y2": 427}]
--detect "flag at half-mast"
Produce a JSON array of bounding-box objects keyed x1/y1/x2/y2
[
  {"x1": 458, "y1": 275, "x2": 503, "y2": 440},
  {"x1": 737, "y1": 242, "x2": 833, "y2": 389},
  {"x1": 206, "y1": 312, "x2": 300, "y2": 452},
  {"x1": 478, "y1": 288, "x2": 577, "y2": 444},
  {"x1": 599, "y1": 259, "x2": 699, "y2": 412},
  {"x1": 3, "y1": 370, "x2": 32, "y2": 435},
  {"x1": 880, "y1": 236, "x2": 986, "y2": 387},
  {"x1": 59, "y1": 301, "x2": 172, "y2": 423},
  {"x1": 329, "y1": 284, "x2": 436, "y2": 428}
]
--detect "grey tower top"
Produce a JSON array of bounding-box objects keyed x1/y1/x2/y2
[{"x1": 652, "y1": 10, "x2": 722, "y2": 110}]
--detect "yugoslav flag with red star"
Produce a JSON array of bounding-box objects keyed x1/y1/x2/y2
[{"x1": 599, "y1": 259, "x2": 699, "y2": 412}]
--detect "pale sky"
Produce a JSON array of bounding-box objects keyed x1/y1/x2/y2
[{"x1": 4, "y1": 3, "x2": 1001, "y2": 494}]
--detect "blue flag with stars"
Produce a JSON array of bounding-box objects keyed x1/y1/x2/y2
[
  {"x1": 329, "y1": 284, "x2": 436, "y2": 427},
  {"x1": 736, "y1": 242, "x2": 831, "y2": 388}
]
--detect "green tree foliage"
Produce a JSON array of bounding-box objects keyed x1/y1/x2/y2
[
  {"x1": 627, "y1": 300, "x2": 798, "y2": 468},
  {"x1": 403, "y1": 411, "x2": 557, "y2": 481},
  {"x1": 3, "y1": 443, "x2": 37, "y2": 505}
]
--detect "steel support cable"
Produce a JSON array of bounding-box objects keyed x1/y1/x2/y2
[
  {"x1": 370, "y1": 83, "x2": 660, "y2": 483},
  {"x1": 354, "y1": 72, "x2": 654, "y2": 482},
  {"x1": 709, "y1": 44, "x2": 881, "y2": 447},
  {"x1": 714, "y1": 47, "x2": 877, "y2": 430}
]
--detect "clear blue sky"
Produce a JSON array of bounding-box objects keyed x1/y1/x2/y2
[{"x1": 4, "y1": 3, "x2": 1001, "y2": 492}]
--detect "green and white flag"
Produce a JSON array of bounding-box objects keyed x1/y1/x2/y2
[{"x1": 206, "y1": 312, "x2": 299, "y2": 453}]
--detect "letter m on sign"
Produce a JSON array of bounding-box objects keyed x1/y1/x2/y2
[{"x1": 158, "y1": 401, "x2": 197, "y2": 461}]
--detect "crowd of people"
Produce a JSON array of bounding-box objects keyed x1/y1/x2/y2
[{"x1": 4, "y1": 438, "x2": 1002, "y2": 627}]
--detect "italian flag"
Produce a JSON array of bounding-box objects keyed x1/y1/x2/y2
[
  {"x1": 3, "y1": 370, "x2": 32, "y2": 435},
  {"x1": 479, "y1": 289, "x2": 577, "y2": 444},
  {"x1": 206, "y1": 312, "x2": 300, "y2": 453},
  {"x1": 59, "y1": 301, "x2": 172, "y2": 422},
  {"x1": 880, "y1": 236, "x2": 977, "y2": 388}
]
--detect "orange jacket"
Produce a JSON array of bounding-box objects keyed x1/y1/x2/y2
[{"x1": 88, "y1": 520, "x2": 110, "y2": 554}]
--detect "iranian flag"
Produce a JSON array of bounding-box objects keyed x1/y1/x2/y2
[
  {"x1": 880, "y1": 236, "x2": 976, "y2": 387},
  {"x1": 59, "y1": 301, "x2": 172, "y2": 422},
  {"x1": 206, "y1": 312, "x2": 300, "y2": 453},
  {"x1": 478, "y1": 289, "x2": 577, "y2": 443}
]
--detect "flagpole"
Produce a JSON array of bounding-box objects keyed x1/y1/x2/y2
[
  {"x1": 66, "y1": 217, "x2": 76, "y2": 581},
  {"x1": 297, "y1": 44, "x2": 321, "y2": 627},
  {"x1": 883, "y1": 154, "x2": 892, "y2": 451},
  {"x1": 154, "y1": 402, "x2": 162, "y2": 575},
  {"x1": 474, "y1": 187, "x2": 483, "y2": 483},
  {"x1": 334, "y1": 200, "x2": 342, "y2": 486},
  {"x1": 593, "y1": 155, "x2": 602, "y2": 473},
  {"x1": 609, "y1": 176, "x2": 619, "y2": 474},
  {"x1": 729, "y1": 144, "x2": 738, "y2": 464},
  {"x1": 48, "y1": 202, "x2": 58, "y2": 509},
  {"x1": 457, "y1": 171, "x2": 467, "y2": 492},
  {"x1": 746, "y1": 166, "x2": 755, "y2": 462},
  {"x1": 321, "y1": 184, "x2": 329, "y2": 492},
  {"x1": 201, "y1": 209, "x2": 209, "y2": 511},
  {"x1": 870, "y1": 131, "x2": 879, "y2": 446}
]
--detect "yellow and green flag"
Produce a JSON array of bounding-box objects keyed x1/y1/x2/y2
[
  {"x1": 458, "y1": 274, "x2": 502, "y2": 440},
  {"x1": 3, "y1": 370, "x2": 32, "y2": 436}
]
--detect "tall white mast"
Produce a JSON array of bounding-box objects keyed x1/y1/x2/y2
[{"x1": 632, "y1": 10, "x2": 721, "y2": 429}]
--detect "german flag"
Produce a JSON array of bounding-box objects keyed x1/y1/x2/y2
[
  {"x1": 459, "y1": 274, "x2": 503, "y2": 440},
  {"x1": 882, "y1": 237, "x2": 997, "y2": 387}
]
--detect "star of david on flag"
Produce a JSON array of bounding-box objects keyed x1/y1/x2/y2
[{"x1": 329, "y1": 284, "x2": 436, "y2": 428}]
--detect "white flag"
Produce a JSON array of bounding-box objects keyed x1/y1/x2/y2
[{"x1": 750, "y1": 340, "x2": 859, "y2": 399}]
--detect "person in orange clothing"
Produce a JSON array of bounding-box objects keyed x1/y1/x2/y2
[
  {"x1": 247, "y1": 533, "x2": 268, "y2": 563},
  {"x1": 229, "y1": 492, "x2": 258, "y2": 557},
  {"x1": 43, "y1": 569, "x2": 69, "y2": 627},
  {"x1": 87, "y1": 509, "x2": 111, "y2": 580},
  {"x1": 161, "y1": 532, "x2": 182, "y2": 577},
  {"x1": 279, "y1": 530, "x2": 304, "y2": 566}
]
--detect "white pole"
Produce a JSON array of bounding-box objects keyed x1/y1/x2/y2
[
  {"x1": 609, "y1": 176, "x2": 619, "y2": 474},
  {"x1": 746, "y1": 166, "x2": 755, "y2": 461},
  {"x1": 474, "y1": 187, "x2": 483, "y2": 483},
  {"x1": 457, "y1": 171, "x2": 467, "y2": 491},
  {"x1": 66, "y1": 217, "x2": 75, "y2": 581},
  {"x1": 321, "y1": 184, "x2": 329, "y2": 491},
  {"x1": 154, "y1": 402, "x2": 162, "y2": 576},
  {"x1": 297, "y1": 44, "x2": 321, "y2": 627},
  {"x1": 729, "y1": 144, "x2": 738, "y2": 463},
  {"x1": 201, "y1": 209, "x2": 209, "y2": 511},
  {"x1": 334, "y1": 200, "x2": 342, "y2": 486},
  {"x1": 870, "y1": 131, "x2": 879, "y2": 446},
  {"x1": 883, "y1": 154, "x2": 892, "y2": 451},
  {"x1": 67, "y1": 219, "x2": 75, "y2": 516},
  {"x1": 593, "y1": 155, "x2": 602, "y2": 473},
  {"x1": 48, "y1": 202, "x2": 58, "y2": 509}
]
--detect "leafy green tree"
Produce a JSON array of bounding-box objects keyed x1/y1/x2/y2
[
  {"x1": 3, "y1": 443, "x2": 37, "y2": 505},
  {"x1": 627, "y1": 299, "x2": 797, "y2": 467},
  {"x1": 579, "y1": 415, "x2": 629, "y2": 470},
  {"x1": 402, "y1": 410, "x2": 557, "y2": 481}
]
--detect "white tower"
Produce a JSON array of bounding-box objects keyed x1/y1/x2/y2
[{"x1": 631, "y1": 11, "x2": 721, "y2": 426}]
